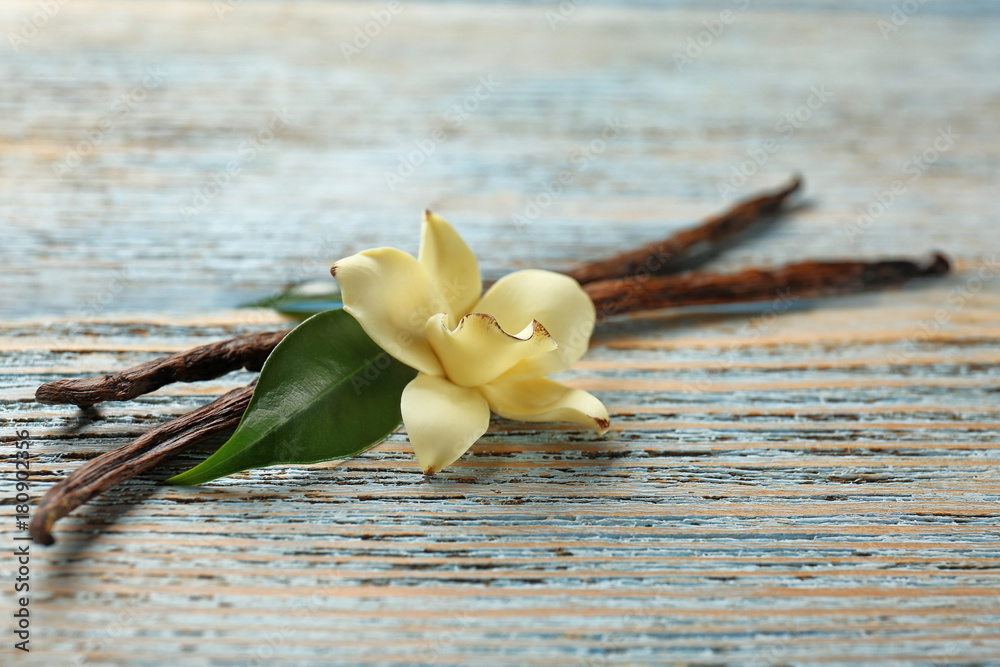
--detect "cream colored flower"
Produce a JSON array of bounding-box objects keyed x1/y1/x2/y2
[{"x1": 332, "y1": 211, "x2": 609, "y2": 474}]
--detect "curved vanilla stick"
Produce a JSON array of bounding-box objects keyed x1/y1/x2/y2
[
  {"x1": 30, "y1": 382, "x2": 254, "y2": 545},
  {"x1": 566, "y1": 176, "x2": 802, "y2": 285},
  {"x1": 585, "y1": 253, "x2": 950, "y2": 318},
  {"x1": 36, "y1": 331, "x2": 286, "y2": 407}
]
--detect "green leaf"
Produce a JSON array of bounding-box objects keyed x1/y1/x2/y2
[
  {"x1": 167, "y1": 309, "x2": 417, "y2": 485},
  {"x1": 242, "y1": 280, "x2": 343, "y2": 320}
]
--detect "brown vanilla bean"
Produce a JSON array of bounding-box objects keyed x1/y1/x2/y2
[
  {"x1": 30, "y1": 382, "x2": 255, "y2": 545},
  {"x1": 585, "y1": 253, "x2": 950, "y2": 318},
  {"x1": 31, "y1": 253, "x2": 950, "y2": 544},
  {"x1": 28, "y1": 176, "x2": 950, "y2": 546},
  {"x1": 565, "y1": 176, "x2": 802, "y2": 285},
  {"x1": 37, "y1": 179, "x2": 803, "y2": 409},
  {"x1": 36, "y1": 331, "x2": 286, "y2": 407}
]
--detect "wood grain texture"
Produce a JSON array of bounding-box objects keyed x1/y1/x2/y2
[{"x1": 2, "y1": 1, "x2": 999, "y2": 665}]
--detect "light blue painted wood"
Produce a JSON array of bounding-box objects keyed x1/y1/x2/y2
[{"x1": 2, "y1": 1, "x2": 999, "y2": 665}]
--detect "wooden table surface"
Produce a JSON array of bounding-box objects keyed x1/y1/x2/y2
[{"x1": 3, "y1": 1, "x2": 999, "y2": 665}]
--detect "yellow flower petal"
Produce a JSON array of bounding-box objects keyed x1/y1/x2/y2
[
  {"x1": 425, "y1": 312, "x2": 558, "y2": 388},
  {"x1": 479, "y1": 377, "x2": 610, "y2": 434},
  {"x1": 474, "y1": 269, "x2": 596, "y2": 379},
  {"x1": 419, "y1": 211, "x2": 483, "y2": 325},
  {"x1": 401, "y1": 373, "x2": 491, "y2": 474},
  {"x1": 332, "y1": 248, "x2": 445, "y2": 376}
]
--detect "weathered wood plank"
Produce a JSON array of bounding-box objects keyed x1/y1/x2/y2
[
  {"x1": 5, "y1": 291, "x2": 1000, "y2": 665},
  {"x1": 2, "y1": 0, "x2": 1000, "y2": 665}
]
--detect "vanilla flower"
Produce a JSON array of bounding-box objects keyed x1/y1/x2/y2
[{"x1": 331, "y1": 212, "x2": 610, "y2": 474}]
